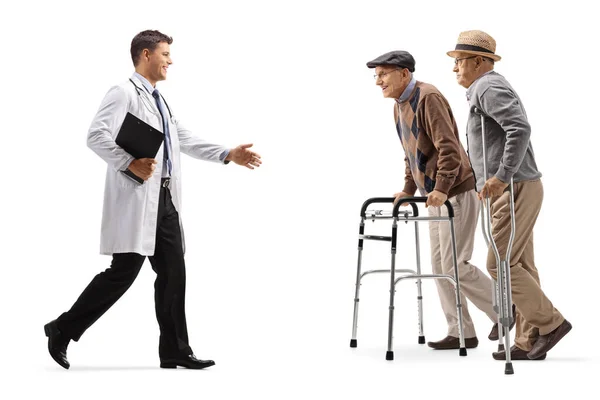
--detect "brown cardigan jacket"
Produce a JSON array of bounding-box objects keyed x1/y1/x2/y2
[{"x1": 394, "y1": 81, "x2": 475, "y2": 198}]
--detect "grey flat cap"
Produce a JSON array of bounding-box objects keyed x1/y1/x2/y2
[{"x1": 366, "y1": 50, "x2": 415, "y2": 72}]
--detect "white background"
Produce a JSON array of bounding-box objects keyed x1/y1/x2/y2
[{"x1": 1, "y1": 0, "x2": 598, "y2": 398}]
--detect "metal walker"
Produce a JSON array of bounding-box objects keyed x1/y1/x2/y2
[{"x1": 349, "y1": 196, "x2": 468, "y2": 360}]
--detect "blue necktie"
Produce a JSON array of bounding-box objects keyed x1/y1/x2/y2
[{"x1": 152, "y1": 89, "x2": 173, "y2": 176}]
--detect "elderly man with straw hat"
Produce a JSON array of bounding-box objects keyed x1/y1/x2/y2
[
  {"x1": 447, "y1": 30, "x2": 572, "y2": 360},
  {"x1": 366, "y1": 51, "x2": 504, "y2": 350}
]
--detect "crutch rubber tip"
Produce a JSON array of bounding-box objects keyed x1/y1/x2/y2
[
  {"x1": 459, "y1": 348, "x2": 467, "y2": 356},
  {"x1": 418, "y1": 336, "x2": 425, "y2": 344},
  {"x1": 350, "y1": 339, "x2": 357, "y2": 348},
  {"x1": 385, "y1": 351, "x2": 394, "y2": 361},
  {"x1": 505, "y1": 363, "x2": 514, "y2": 375},
  {"x1": 498, "y1": 344, "x2": 505, "y2": 352}
]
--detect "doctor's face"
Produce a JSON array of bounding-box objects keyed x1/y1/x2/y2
[{"x1": 145, "y1": 41, "x2": 172, "y2": 84}]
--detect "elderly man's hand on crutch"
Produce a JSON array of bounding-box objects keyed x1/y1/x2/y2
[{"x1": 478, "y1": 176, "x2": 508, "y2": 199}]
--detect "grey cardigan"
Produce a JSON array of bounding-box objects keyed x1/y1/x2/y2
[{"x1": 466, "y1": 71, "x2": 542, "y2": 191}]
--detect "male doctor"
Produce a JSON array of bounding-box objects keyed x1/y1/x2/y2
[{"x1": 44, "y1": 30, "x2": 261, "y2": 370}]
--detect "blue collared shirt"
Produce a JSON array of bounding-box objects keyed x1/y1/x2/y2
[{"x1": 397, "y1": 76, "x2": 417, "y2": 103}]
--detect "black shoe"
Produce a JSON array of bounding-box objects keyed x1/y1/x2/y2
[
  {"x1": 44, "y1": 320, "x2": 70, "y2": 369},
  {"x1": 488, "y1": 304, "x2": 517, "y2": 341},
  {"x1": 160, "y1": 354, "x2": 215, "y2": 369}
]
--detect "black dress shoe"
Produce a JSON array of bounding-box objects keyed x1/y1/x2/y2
[
  {"x1": 44, "y1": 320, "x2": 70, "y2": 370},
  {"x1": 160, "y1": 354, "x2": 215, "y2": 369},
  {"x1": 492, "y1": 345, "x2": 546, "y2": 360},
  {"x1": 427, "y1": 335, "x2": 478, "y2": 349},
  {"x1": 488, "y1": 304, "x2": 517, "y2": 341}
]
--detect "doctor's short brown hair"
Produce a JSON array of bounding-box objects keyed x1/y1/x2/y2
[{"x1": 131, "y1": 30, "x2": 173, "y2": 66}]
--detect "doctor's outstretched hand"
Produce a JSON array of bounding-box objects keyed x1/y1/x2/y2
[
  {"x1": 226, "y1": 143, "x2": 262, "y2": 170},
  {"x1": 128, "y1": 158, "x2": 157, "y2": 181}
]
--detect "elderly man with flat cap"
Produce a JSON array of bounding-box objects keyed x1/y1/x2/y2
[
  {"x1": 447, "y1": 30, "x2": 571, "y2": 360},
  {"x1": 367, "y1": 51, "x2": 503, "y2": 350}
]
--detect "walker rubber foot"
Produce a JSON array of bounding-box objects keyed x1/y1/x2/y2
[
  {"x1": 459, "y1": 347, "x2": 467, "y2": 356},
  {"x1": 418, "y1": 336, "x2": 425, "y2": 344},
  {"x1": 385, "y1": 351, "x2": 394, "y2": 361},
  {"x1": 505, "y1": 362, "x2": 514, "y2": 375},
  {"x1": 350, "y1": 339, "x2": 357, "y2": 348}
]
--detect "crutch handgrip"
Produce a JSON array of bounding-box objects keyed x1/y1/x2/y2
[
  {"x1": 471, "y1": 106, "x2": 485, "y2": 116},
  {"x1": 392, "y1": 196, "x2": 454, "y2": 218}
]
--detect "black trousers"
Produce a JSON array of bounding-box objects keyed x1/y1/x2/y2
[{"x1": 56, "y1": 183, "x2": 192, "y2": 359}]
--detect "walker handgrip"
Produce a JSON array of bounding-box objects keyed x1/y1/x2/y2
[
  {"x1": 392, "y1": 197, "x2": 454, "y2": 218},
  {"x1": 360, "y1": 197, "x2": 418, "y2": 218}
]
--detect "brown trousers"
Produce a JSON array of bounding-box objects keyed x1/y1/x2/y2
[{"x1": 487, "y1": 179, "x2": 564, "y2": 351}]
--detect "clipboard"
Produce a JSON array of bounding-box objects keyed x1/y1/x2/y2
[{"x1": 115, "y1": 112, "x2": 164, "y2": 184}]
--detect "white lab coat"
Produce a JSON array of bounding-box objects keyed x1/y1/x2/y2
[{"x1": 87, "y1": 74, "x2": 228, "y2": 256}]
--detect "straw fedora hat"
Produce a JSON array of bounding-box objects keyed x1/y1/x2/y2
[{"x1": 447, "y1": 30, "x2": 501, "y2": 61}]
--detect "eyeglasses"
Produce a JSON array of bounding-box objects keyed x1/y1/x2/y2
[
  {"x1": 373, "y1": 68, "x2": 403, "y2": 80},
  {"x1": 454, "y1": 56, "x2": 477, "y2": 65}
]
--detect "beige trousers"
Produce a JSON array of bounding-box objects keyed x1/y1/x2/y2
[
  {"x1": 428, "y1": 189, "x2": 496, "y2": 338},
  {"x1": 486, "y1": 179, "x2": 564, "y2": 351}
]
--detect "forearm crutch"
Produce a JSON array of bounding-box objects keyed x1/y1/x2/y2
[{"x1": 473, "y1": 106, "x2": 516, "y2": 375}]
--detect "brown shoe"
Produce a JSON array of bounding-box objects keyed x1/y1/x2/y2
[
  {"x1": 492, "y1": 345, "x2": 546, "y2": 360},
  {"x1": 527, "y1": 319, "x2": 572, "y2": 359},
  {"x1": 427, "y1": 336, "x2": 478, "y2": 349},
  {"x1": 488, "y1": 304, "x2": 517, "y2": 341}
]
